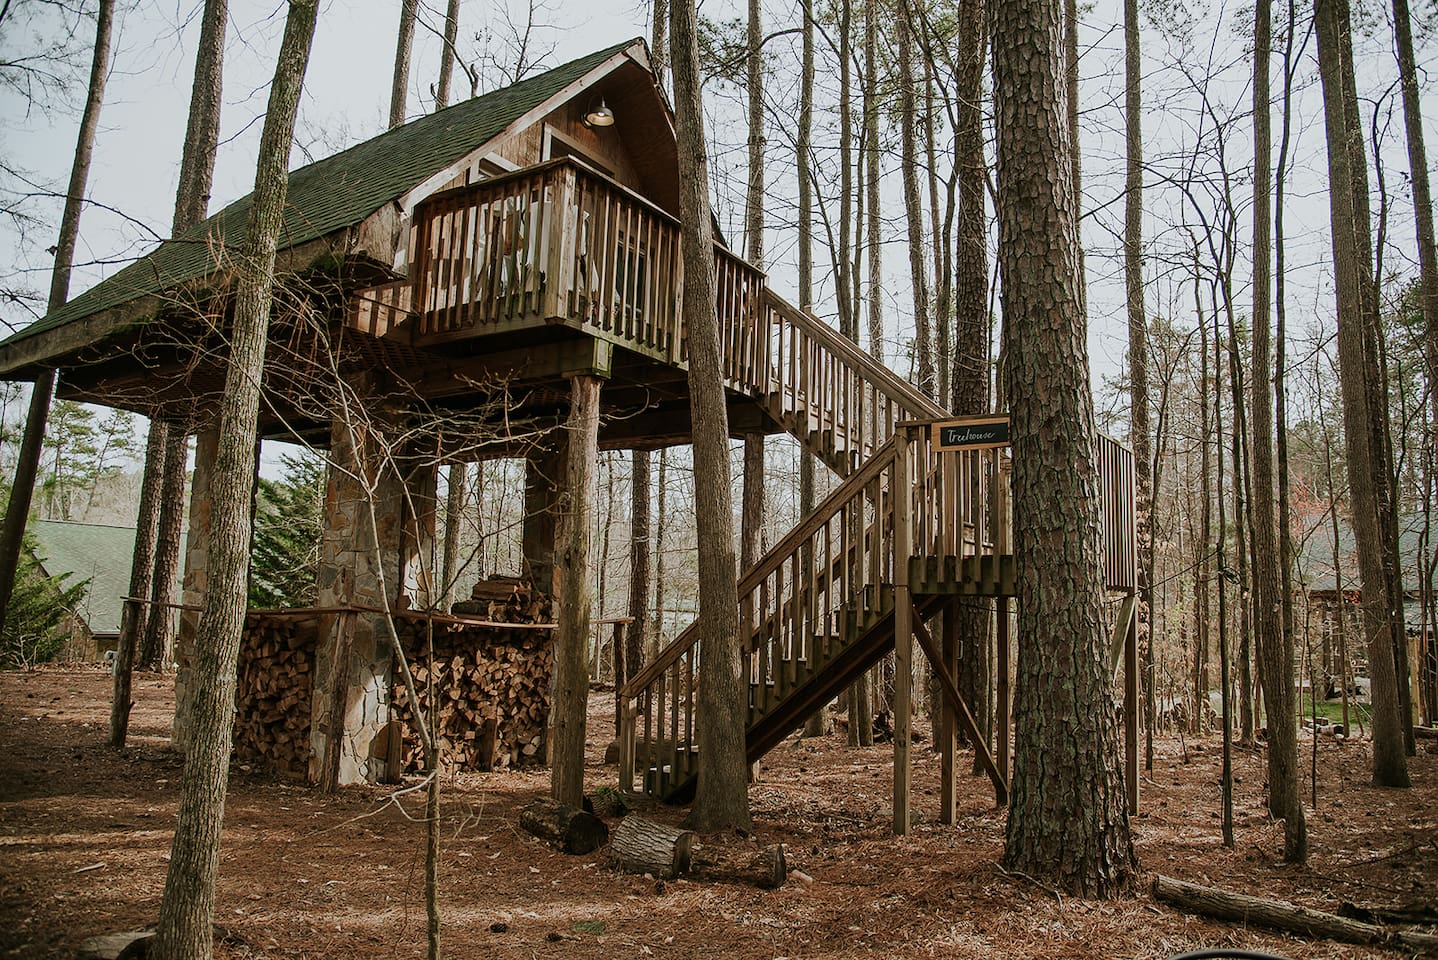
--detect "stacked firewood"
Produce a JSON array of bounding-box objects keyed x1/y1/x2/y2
[
  {"x1": 233, "y1": 611, "x2": 318, "y2": 776},
  {"x1": 388, "y1": 578, "x2": 554, "y2": 774}
]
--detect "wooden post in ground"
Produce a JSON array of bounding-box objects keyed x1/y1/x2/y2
[
  {"x1": 996, "y1": 595, "x2": 1010, "y2": 796},
  {"x1": 939, "y1": 597, "x2": 958, "y2": 824},
  {"x1": 550, "y1": 374, "x2": 601, "y2": 808},
  {"x1": 892, "y1": 428, "x2": 912, "y2": 836},
  {"x1": 1124, "y1": 593, "x2": 1140, "y2": 813}
]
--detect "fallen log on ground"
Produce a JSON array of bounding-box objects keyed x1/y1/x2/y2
[
  {"x1": 1152, "y1": 875, "x2": 1438, "y2": 954},
  {"x1": 689, "y1": 839, "x2": 787, "y2": 889},
  {"x1": 610, "y1": 816, "x2": 693, "y2": 879},
  {"x1": 519, "y1": 798, "x2": 609, "y2": 855}
]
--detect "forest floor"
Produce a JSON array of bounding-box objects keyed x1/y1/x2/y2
[{"x1": 2, "y1": 666, "x2": 1435, "y2": 960}]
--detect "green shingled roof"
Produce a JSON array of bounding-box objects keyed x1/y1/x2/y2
[{"x1": 3, "y1": 39, "x2": 639, "y2": 351}]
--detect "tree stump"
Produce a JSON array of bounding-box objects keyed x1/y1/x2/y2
[
  {"x1": 610, "y1": 816, "x2": 693, "y2": 880},
  {"x1": 519, "y1": 798, "x2": 609, "y2": 855},
  {"x1": 690, "y1": 840, "x2": 787, "y2": 889}
]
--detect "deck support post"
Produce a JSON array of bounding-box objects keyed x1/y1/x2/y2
[
  {"x1": 309, "y1": 404, "x2": 409, "y2": 786},
  {"x1": 172, "y1": 418, "x2": 220, "y2": 750},
  {"x1": 996, "y1": 595, "x2": 1011, "y2": 798},
  {"x1": 892, "y1": 429, "x2": 912, "y2": 836},
  {"x1": 549, "y1": 373, "x2": 602, "y2": 807},
  {"x1": 939, "y1": 597, "x2": 958, "y2": 824}
]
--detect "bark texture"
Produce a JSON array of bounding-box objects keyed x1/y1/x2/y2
[
  {"x1": 550, "y1": 377, "x2": 600, "y2": 807},
  {"x1": 1313, "y1": 0, "x2": 1409, "y2": 788},
  {"x1": 389, "y1": 0, "x2": 417, "y2": 128},
  {"x1": 897, "y1": 0, "x2": 932, "y2": 396},
  {"x1": 152, "y1": 2, "x2": 320, "y2": 955},
  {"x1": 110, "y1": 421, "x2": 164, "y2": 745},
  {"x1": 435, "y1": 0, "x2": 460, "y2": 108},
  {"x1": 990, "y1": 0, "x2": 1134, "y2": 897},
  {"x1": 141, "y1": 426, "x2": 188, "y2": 670},
  {"x1": 671, "y1": 0, "x2": 751, "y2": 833},
  {"x1": 1250, "y1": 0, "x2": 1307, "y2": 861},
  {"x1": 1123, "y1": 0, "x2": 1155, "y2": 776}
]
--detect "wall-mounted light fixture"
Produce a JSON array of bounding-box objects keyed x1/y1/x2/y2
[{"x1": 583, "y1": 98, "x2": 615, "y2": 128}]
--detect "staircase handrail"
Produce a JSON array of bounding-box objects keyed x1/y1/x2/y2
[
  {"x1": 759, "y1": 290, "x2": 949, "y2": 422},
  {"x1": 617, "y1": 436, "x2": 900, "y2": 701}
]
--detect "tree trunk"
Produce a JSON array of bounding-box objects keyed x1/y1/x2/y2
[
  {"x1": 110, "y1": 420, "x2": 164, "y2": 745},
  {"x1": 836, "y1": 0, "x2": 855, "y2": 341},
  {"x1": 950, "y1": 0, "x2": 993, "y2": 766},
  {"x1": 863, "y1": 0, "x2": 882, "y2": 368},
  {"x1": 651, "y1": 0, "x2": 669, "y2": 84},
  {"x1": 0, "y1": 0, "x2": 115, "y2": 640},
  {"x1": 389, "y1": 0, "x2": 417, "y2": 128},
  {"x1": 689, "y1": 841, "x2": 787, "y2": 889},
  {"x1": 671, "y1": 0, "x2": 751, "y2": 833},
  {"x1": 897, "y1": 0, "x2": 932, "y2": 397},
  {"x1": 1122, "y1": 0, "x2": 1155, "y2": 779},
  {"x1": 551, "y1": 376, "x2": 601, "y2": 807},
  {"x1": 620, "y1": 449, "x2": 651, "y2": 734},
  {"x1": 434, "y1": 0, "x2": 460, "y2": 108},
  {"x1": 141, "y1": 426, "x2": 189, "y2": 670},
  {"x1": 1250, "y1": 0, "x2": 1306, "y2": 862},
  {"x1": 796, "y1": 6, "x2": 824, "y2": 739},
  {"x1": 440, "y1": 462, "x2": 466, "y2": 609},
  {"x1": 991, "y1": 0, "x2": 1134, "y2": 897},
  {"x1": 151, "y1": 1, "x2": 320, "y2": 955},
  {"x1": 1313, "y1": 0, "x2": 1409, "y2": 788}
]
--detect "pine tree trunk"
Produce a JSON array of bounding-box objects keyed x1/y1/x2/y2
[
  {"x1": 435, "y1": 0, "x2": 460, "y2": 108},
  {"x1": 1313, "y1": 0, "x2": 1410, "y2": 788},
  {"x1": 621, "y1": 448, "x2": 651, "y2": 734},
  {"x1": 897, "y1": 0, "x2": 932, "y2": 397},
  {"x1": 389, "y1": 0, "x2": 417, "y2": 128},
  {"x1": 151, "y1": 2, "x2": 320, "y2": 955},
  {"x1": 952, "y1": 0, "x2": 991, "y2": 761},
  {"x1": 1250, "y1": 0, "x2": 1306, "y2": 861},
  {"x1": 672, "y1": 0, "x2": 751, "y2": 833},
  {"x1": 141, "y1": 426, "x2": 188, "y2": 670},
  {"x1": 551, "y1": 377, "x2": 600, "y2": 807},
  {"x1": 440, "y1": 462, "x2": 466, "y2": 609},
  {"x1": 110, "y1": 420, "x2": 164, "y2": 745},
  {"x1": 0, "y1": 0, "x2": 115, "y2": 639},
  {"x1": 1122, "y1": 0, "x2": 1155, "y2": 775},
  {"x1": 991, "y1": 0, "x2": 1134, "y2": 897}
]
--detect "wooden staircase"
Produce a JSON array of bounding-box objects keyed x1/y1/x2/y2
[{"x1": 616, "y1": 287, "x2": 1025, "y2": 802}]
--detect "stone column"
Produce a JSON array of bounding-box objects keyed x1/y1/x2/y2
[
  {"x1": 309, "y1": 416, "x2": 407, "y2": 787},
  {"x1": 172, "y1": 419, "x2": 220, "y2": 749}
]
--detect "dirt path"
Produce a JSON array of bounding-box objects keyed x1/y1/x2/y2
[{"x1": 2, "y1": 667, "x2": 1433, "y2": 959}]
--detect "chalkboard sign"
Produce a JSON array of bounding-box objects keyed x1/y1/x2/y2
[{"x1": 931, "y1": 417, "x2": 1010, "y2": 451}]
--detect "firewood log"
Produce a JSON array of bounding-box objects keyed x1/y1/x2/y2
[
  {"x1": 610, "y1": 816, "x2": 692, "y2": 879},
  {"x1": 689, "y1": 840, "x2": 787, "y2": 889},
  {"x1": 519, "y1": 799, "x2": 609, "y2": 855}
]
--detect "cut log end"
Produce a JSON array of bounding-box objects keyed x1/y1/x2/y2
[{"x1": 519, "y1": 798, "x2": 609, "y2": 855}]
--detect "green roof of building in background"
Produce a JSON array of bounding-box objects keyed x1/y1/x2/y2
[
  {"x1": 2, "y1": 40, "x2": 639, "y2": 351},
  {"x1": 28, "y1": 519, "x2": 186, "y2": 635}
]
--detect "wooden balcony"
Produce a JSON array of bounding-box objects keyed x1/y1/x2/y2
[{"x1": 383, "y1": 157, "x2": 768, "y2": 388}]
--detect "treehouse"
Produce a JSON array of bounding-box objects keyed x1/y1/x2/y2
[{"x1": 0, "y1": 39, "x2": 1140, "y2": 829}]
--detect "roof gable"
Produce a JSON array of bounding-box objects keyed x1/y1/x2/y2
[{"x1": 3, "y1": 39, "x2": 644, "y2": 356}]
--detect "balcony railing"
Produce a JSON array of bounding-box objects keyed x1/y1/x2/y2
[{"x1": 405, "y1": 158, "x2": 768, "y2": 385}]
